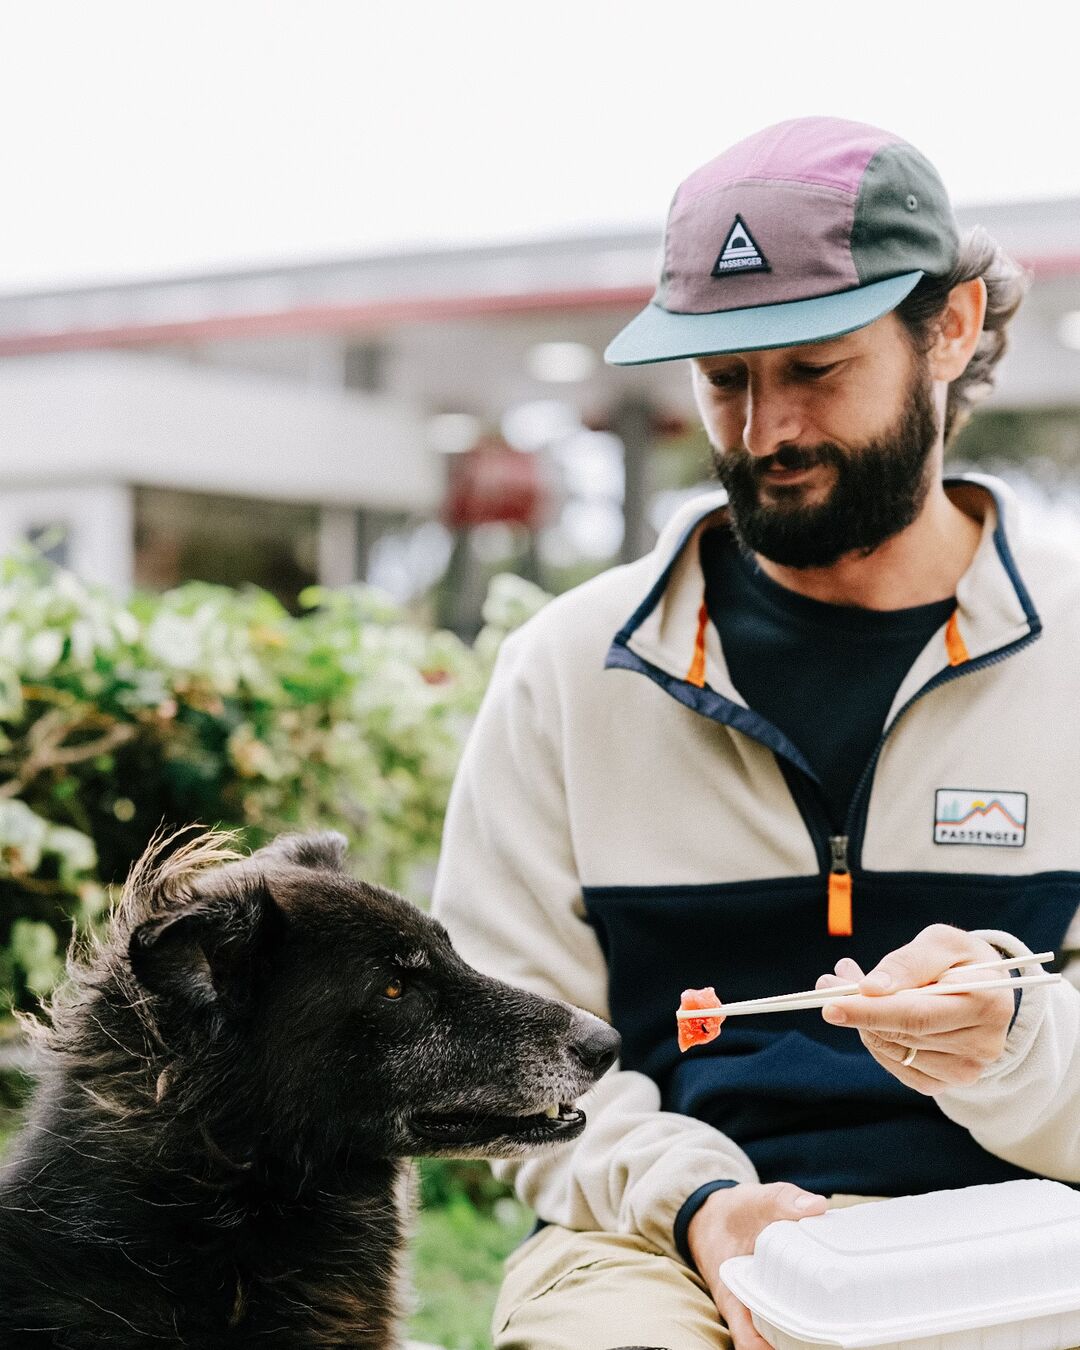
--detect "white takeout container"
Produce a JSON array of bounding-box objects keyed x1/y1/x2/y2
[{"x1": 719, "y1": 1179, "x2": 1080, "y2": 1350}]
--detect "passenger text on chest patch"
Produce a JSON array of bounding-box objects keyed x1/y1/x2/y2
[{"x1": 934, "y1": 789, "x2": 1027, "y2": 847}]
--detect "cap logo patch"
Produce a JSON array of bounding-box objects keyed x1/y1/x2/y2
[
  {"x1": 711, "y1": 215, "x2": 770, "y2": 277},
  {"x1": 933, "y1": 788, "x2": 1027, "y2": 848}
]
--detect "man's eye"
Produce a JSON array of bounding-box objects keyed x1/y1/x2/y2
[
  {"x1": 708, "y1": 370, "x2": 744, "y2": 390},
  {"x1": 795, "y1": 363, "x2": 837, "y2": 379}
]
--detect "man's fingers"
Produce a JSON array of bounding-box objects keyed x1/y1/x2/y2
[
  {"x1": 822, "y1": 987, "x2": 993, "y2": 1035},
  {"x1": 860, "y1": 1019, "x2": 985, "y2": 1050},
  {"x1": 863, "y1": 1034, "x2": 987, "y2": 1080},
  {"x1": 859, "y1": 923, "x2": 976, "y2": 994},
  {"x1": 816, "y1": 957, "x2": 864, "y2": 990},
  {"x1": 724, "y1": 1181, "x2": 827, "y2": 1247},
  {"x1": 864, "y1": 1041, "x2": 989, "y2": 1090},
  {"x1": 715, "y1": 1288, "x2": 775, "y2": 1350},
  {"x1": 936, "y1": 962, "x2": 1005, "y2": 986},
  {"x1": 720, "y1": 1184, "x2": 826, "y2": 1342},
  {"x1": 697, "y1": 1183, "x2": 829, "y2": 1346},
  {"x1": 761, "y1": 1180, "x2": 827, "y2": 1221}
]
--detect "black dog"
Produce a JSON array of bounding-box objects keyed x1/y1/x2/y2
[{"x1": 0, "y1": 829, "x2": 619, "y2": 1348}]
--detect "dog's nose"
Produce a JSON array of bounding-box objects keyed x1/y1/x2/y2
[{"x1": 568, "y1": 1010, "x2": 620, "y2": 1077}]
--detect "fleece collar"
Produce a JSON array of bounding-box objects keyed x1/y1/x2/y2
[{"x1": 606, "y1": 473, "x2": 1040, "y2": 706}]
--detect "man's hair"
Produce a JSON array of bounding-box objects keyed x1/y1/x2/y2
[{"x1": 894, "y1": 227, "x2": 1031, "y2": 446}]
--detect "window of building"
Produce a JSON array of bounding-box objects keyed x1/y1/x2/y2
[{"x1": 133, "y1": 487, "x2": 319, "y2": 611}]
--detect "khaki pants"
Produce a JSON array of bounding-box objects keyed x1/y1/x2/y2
[{"x1": 492, "y1": 1194, "x2": 883, "y2": 1350}]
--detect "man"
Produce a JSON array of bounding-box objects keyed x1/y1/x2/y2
[{"x1": 432, "y1": 117, "x2": 1080, "y2": 1350}]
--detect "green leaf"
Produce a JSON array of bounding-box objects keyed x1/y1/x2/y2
[{"x1": 9, "y1": 919, "x2": 61, "y2": 997}]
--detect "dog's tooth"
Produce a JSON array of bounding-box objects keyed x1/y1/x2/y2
[{"x1": 543, "y1": 1104, "x2": 560, "y2": 1119}]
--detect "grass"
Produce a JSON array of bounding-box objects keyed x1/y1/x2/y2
[
  {"x1": 408, "y1": 1189, "x2": 531, "y2": 1349},
  {"x1": 0, "y1": 1082, "x2": 520, "y2": 1350}
]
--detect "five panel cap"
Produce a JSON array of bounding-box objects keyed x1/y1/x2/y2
[{"x1": 605, "y1": 116, "x2": 960, "y2": 365}]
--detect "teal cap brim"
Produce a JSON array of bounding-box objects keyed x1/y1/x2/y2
[{"x1": 604, "y1": 271, "x2": 924, "y2": 366}]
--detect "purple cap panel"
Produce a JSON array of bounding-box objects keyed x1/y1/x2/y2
[
  {"x1": 659, "y1": 180, "x2": 861, "y2": 314},
  {"x1": 675, "y1": 116, "x2": 904, "y2": 205}
]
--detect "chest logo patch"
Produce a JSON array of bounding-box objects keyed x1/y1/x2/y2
[{"x1": 934, "y1": 789, "x2": 1027, "y2": 848}]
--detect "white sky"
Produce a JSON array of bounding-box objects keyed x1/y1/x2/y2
[{"x1": 2, "y1": 0, "x2": 1078, "y2": 295}]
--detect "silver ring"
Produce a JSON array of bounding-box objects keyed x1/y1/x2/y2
[{"x1": 900, "y1": 1045, "x2": 918, "y2": 1068}]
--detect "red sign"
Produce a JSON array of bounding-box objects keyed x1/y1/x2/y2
[{"x1": 442, "y1": 437, "x2": 547, "y2": 529}]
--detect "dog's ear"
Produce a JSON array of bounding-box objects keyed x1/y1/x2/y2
[
  {"x1": 128, "y1": 873, "x2": 274, "y2": 1015},
  {"x1": 250, "y1": 831, "x2": 349, "y2": 873}
]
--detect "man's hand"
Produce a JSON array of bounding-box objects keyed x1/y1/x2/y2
[
  {"x1": 815, "y1": 924, "x2": 1015, "y2": 1094},
  {"x1": 687, "y1": 1181, "x2": 827, "y2": 1348}
]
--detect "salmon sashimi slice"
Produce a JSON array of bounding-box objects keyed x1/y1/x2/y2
[{"x1": 678, "y1": 986, "x2": 725, "y2": 1051}]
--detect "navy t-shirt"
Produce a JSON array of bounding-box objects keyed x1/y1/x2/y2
[{"x1": 701, "y1": 527, "x2": 957, "y2": 829}]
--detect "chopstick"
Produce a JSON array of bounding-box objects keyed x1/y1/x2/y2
[
  {"x1": 676, "y1": 952, "x2": 1059, "y2": 1020},
  {"x1": 707, "y1": 973, "x2": 1061, "y2": 1017},
  {"x1": 713, "y1": 951, "x2": 1054, "y2": 1010}
]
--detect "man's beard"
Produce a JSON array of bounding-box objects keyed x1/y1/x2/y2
[{"x1": 710, "y1": 356, "x2": 939, "y2": 569}]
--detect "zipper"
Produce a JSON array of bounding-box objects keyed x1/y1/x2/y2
[
  {"x1": 844, "y1": 630, "x2": 1041, "y2": 861},
  {"x1": 776, "y1": 628, "x2": 1041, "y2": 938},
  {"x1": 827, "y1": 834, "x2": 852, "y2": 936},
  {"x1": 830, "y1": 627, "x2": 1042, "y2": 936}
]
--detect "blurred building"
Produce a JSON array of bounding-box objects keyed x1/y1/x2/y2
[
  {"x1": 0, "y1": 353, "x2": 435, "y2": 603},
  {"x1": 0, "y1": 198, "x2": 1077, "y2": 618}
]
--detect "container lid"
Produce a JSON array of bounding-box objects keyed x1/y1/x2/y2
[{"x1": 720, "y1": 1180, "x2": 1080, "y2": 1349}]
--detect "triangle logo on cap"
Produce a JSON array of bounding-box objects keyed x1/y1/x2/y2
[{"x1": 711, "y1": 215, "x2": 770, "y2": 277}]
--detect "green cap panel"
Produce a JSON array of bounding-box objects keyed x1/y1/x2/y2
[{"x1": 851, "y1": 143, "x2": 960, "y2": 285}]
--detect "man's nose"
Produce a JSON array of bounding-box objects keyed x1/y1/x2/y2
[{"x1": 741, "y1": 386, "x2": 805, "y2": 459}]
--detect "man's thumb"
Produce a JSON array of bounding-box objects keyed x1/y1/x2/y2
[
  {"x1": 764, "y1": 1183, "x2": 827, "y2": 1222},
  {"x1": 860, "y1": 924, "x2": 967, "y2": 995}
]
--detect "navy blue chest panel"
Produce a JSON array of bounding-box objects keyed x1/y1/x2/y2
[{"x1": 583, "y1": 871, "x2": 1080, "y2": 1196}]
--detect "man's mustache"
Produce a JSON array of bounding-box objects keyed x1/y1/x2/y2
[{"x1": 724, "y1": 443, "x2": 842, "y2": 478}]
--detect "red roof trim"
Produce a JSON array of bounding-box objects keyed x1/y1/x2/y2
[
  {"x1": 0, "y1": 252, "x2": 1078, "y2": 357},
  {"x1": 1025, "y1": 252, "x2": 1080, "y2": 279},
  {"x1": 0, "y1": 286, "x2": 654, "y2": 356}
]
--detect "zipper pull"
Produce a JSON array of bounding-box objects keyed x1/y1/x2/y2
[{"x1": 828, "y1": 834, "x2": 853, "y2": 937}]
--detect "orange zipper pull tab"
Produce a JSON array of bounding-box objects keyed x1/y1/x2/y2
[{"x1": 828, "y1": 835, "x2": 853, "y2": 936}]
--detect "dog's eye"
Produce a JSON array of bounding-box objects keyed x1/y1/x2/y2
[{"x1": 382, "y1": 978, "x2": 405, "y2": 1001}]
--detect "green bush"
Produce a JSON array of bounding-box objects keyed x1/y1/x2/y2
[{"x1": 0, "y1": 553, "x2": 550, "y2": 1019}]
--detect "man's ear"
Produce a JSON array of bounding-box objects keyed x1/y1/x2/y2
[
  {"x1": 128, "y1": 873, "x2": 275, "y2": 1015},
  {"x1": 927, "y1": 276, "x2": 988, "y2": 382},
  {"x1": 250, "y1": 831, "x2": 349, "y2": 873}
]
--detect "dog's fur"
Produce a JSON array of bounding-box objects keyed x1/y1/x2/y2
[{"x1": 0, "y1": 829, "x2": 619, "y2": 1348}]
